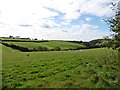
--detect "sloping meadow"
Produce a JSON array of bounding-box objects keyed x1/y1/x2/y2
[
  {"x1": 2, "y1": 45, "x2": 120, "y2": 88},
  {"x1": 3, "y1": 40, "x2": 85, "y2": 51}
]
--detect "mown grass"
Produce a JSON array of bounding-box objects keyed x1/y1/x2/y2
[
  {"x1": 4, "y1": 40, "x2": 85, "y2": 50},
  {"x1": 2, "y1": 45, "x2": 119, "y2": 88}
]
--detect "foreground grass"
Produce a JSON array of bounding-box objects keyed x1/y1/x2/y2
[
  {"x1": 0, "y1": 44, "x2": 2, "y2": 89},
  {"x1": 2, "y1": 45, "x2": 119, "y2": 88}
]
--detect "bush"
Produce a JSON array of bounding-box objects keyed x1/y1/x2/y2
[
  {"x1": 37, "y1": 46, "x2": 48, "y2": 51},
  {"x1": 37, "y1": 46, "x2": 43, "y2": 51},
  {"x1": 42, "y1": 47, "x2": 49, "y2": 51},
  {"x1": 53, "y1": 46, "x2": 61, "y2": 51},
  {"x1": 2, "y1": 43, "x2": 30, "y2": 52}
]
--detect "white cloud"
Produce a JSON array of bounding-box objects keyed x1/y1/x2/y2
[
  {"x1": 80, "y1": 0, "x2": 115, "y2": 17},
  {"x1": 85, "y1": 17, "x2": 92, "y2": 21},
  {"x1": 0, "y1": 22, "x2": 111, "y2": 41},
  {"x1": 0, "y1": 0, "x2": 115, "y2": 25},
  {"x1": 40, "y1": 24, "x2": 112, "y2": 41},
  {"x1": 39, "y1": 19, "x2": 60, "y2": 28},
  {"x1": 0, "y1": 0, "x2": 59, "y2": 25},
  {"x1": 0, "y1": 0, "x2": 116, "y2": 41},
  {"x1": 40, "y1": 0, "x2": 115, "y2": 20},
  {"x1": 64, "y1": 12, "x2": 81, "y2": 21}
]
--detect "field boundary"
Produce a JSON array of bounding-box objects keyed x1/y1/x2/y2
[{"x1": 1, "y1": 42, "x2": 102, "y2": 52}]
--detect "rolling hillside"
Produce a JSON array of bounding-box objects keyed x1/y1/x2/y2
[{"x1": 3, "y1": 40, "x2": 85, "y2": 51}]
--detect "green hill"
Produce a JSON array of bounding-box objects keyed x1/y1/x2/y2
[{"x1": 3, "y1": 40, "x2": 85, "y2": 51}]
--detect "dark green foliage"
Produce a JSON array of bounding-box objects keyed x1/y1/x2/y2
[
  {"x1": 37, "y1": 46, "x2": 49, "y2": 51},
  {"x1": 2, "y1": 42, "x2": 50, "y2": 51},
  {"x1": 89, "y1": 39, "x2": 103, "y2": 47},
  {"x1": 34, "y1": 38, "x2": 37, "y2": 40},
  {"x1": 53, "y1": 46, "x2": 61, "y2": 51},
  {"x1": 68, "y1": 39, "x2": 108, "y2": 49},
  {"x1": 106, "y1": 3, "x2": 120, "y2": 51},
  {"x1": 2, "y1": 42, "x2": 30, "y2": 52}
]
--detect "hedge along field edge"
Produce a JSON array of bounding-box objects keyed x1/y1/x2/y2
[{"x1": 0, "y1": 44, "x2": 2, "y2": 89}]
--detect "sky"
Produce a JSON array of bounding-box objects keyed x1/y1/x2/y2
[{"x1": 0, "y1": 0, "x2": 119, "y2": 41}]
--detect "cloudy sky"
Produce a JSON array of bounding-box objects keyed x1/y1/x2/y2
[{"x1": 0, "y1": 0, "x2": 119, "y2": 41}]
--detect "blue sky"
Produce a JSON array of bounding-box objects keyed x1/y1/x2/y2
[{"x1": 0, "y1": 0, "x2": 119, "y2": 41}]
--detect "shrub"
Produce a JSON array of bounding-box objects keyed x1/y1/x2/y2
[
  {"x1": 53, "y1": 46, "x2": 61, "y2": 51},
  {"x1": 42, "y1": 47, "x2": 49, "y2": 51},
  {"x1": 2, "y1": 43, "x2": 30, "y2": 52},
  {"x1": 37, "y1": 46, "x2": 43, "y2": 51},
  {"x1": 37, "y1": 46, "x2": 48, "y2": 51}
]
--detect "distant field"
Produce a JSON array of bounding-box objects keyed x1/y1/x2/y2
[
  {"x1": 4, "y1": 40, "x2": 85, "y2": 50},
  {"x1": 2, "y1": 44, "x2": 119, "y2": 88}
]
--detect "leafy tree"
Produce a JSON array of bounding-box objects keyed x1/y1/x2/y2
[
  {"x1": 106, "y1": 1, "x2": 120, "y2": 51},
  {"x1": 9, "y1": 35, "x2": 14, "y2": 38},
  {"x1": 34, "y1": 38, "x2": 38, "y2": 40}
]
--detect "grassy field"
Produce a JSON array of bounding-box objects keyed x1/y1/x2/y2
[
  {"x1": 4, "y1": 40, "x2": 85, "y2": 50},
  {"x1": 2, "y1": 44, "x2": 119, "y2": 88},
  {"x1": 0, "y1": 44, "x2": 2, "y2": 89}
]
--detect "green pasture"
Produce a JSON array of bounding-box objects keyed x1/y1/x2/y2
[
  {"x1": 4, "y1": 40, "x2": 85, "y2": 50},
  {"x1": 0, "y1": 44, "x2": 2, "y2": 89},
  {"x1": 2, "y1": 44, "x2": 119, "y2": 88}
]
